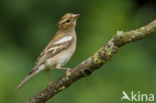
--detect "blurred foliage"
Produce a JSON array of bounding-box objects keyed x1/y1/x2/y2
[{"x1": 0, "y1": 0, "x2": 156, "y2": 103}]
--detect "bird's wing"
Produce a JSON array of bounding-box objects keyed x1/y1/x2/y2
[
  {"x1": 16, "y1": 35, "x2": 73, "y2": 91},
  {"x1": 34, "y1": 35, "x2": 73, "y2": 68}
]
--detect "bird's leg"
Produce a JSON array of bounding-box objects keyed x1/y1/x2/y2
[
  {"x1": 46, "y1": 69, "x2": 53, "y2": 84},
  {"x1": 56, "y1": 66, "x2": 72, "y2": 76}
]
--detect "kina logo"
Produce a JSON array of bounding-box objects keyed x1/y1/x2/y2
[{"x1": 121, "y1": 91, "x2": 154, "y2": 102}]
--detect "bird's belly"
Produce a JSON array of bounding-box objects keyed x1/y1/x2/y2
[
  {"x1": 57, "y1": 49, "x2": 74, "y2": 66},
  {"x1": 46, "y1": 46, "x2": 76, "y2": 68}
]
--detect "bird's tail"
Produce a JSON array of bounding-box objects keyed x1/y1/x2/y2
[
  {"x1": 15, "y1": 70, "x2": 36, "y2": 92},
  {"x1": 15, "y1": 64, "x2": 45, "y2": 92},
  {"x1": 15, "y1": 74, "x2": 32, "y2": 92}
]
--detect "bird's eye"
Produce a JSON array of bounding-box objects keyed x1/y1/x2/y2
[{"x1": 66, "y1": 19, "x2": 70, "y2": 23}]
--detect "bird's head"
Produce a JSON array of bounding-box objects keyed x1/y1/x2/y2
[{"x1": 57, "y1": 13, "x2": 80, "y2": 32}]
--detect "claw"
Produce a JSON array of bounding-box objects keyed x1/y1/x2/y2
[
  {"x1": 66, "y1": 70, "x2": 72, "y2": 77},
  {"x1": 49, "y1": 81, "x2": 53, "y2": 85}
]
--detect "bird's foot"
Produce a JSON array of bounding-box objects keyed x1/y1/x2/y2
[
  {"x1": 49, "y1": 81, "x2": 53, "y2": 85},
  {"x1": 66, "y1": 68, "x2": 72, "y2": 77}
]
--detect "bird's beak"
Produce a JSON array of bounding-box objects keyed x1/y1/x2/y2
[{"x1": 72, "y1": 14, "x2": 80, "y2": 19}]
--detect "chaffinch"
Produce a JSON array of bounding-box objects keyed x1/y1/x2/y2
[{"x1": 16, "y1": 13, "x2": 80, "y2": 91}]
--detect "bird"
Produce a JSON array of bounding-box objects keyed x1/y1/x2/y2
[{"x1": 16, "y1": 13, "x2": 80, "y2": 91}]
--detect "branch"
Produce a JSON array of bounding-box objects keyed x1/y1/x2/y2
[{"x1": 27, "y1": 19, "x2": 156, "y2": 103}]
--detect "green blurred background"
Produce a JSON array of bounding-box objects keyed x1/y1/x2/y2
[{"x1": 0, "y1": 0, "x2": 156, "y2": 103}]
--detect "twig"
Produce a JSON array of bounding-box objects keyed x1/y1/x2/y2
[{"x1": 27, "y1": 19, "x2": 156, "y2": 103}]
